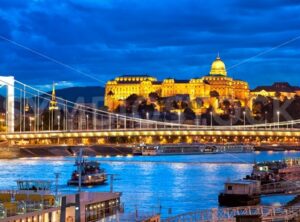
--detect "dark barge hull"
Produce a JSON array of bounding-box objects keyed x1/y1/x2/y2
[{"x1": 218, "y1": 193, "x2": 260, "y2": 207}]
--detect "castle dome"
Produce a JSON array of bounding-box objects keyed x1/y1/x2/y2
[{"x1": 209, "y1": 54, "x2": 227, "y2": 76}]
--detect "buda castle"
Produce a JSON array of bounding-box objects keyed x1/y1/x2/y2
[{"x1": 105, "y1": 55, "x2": 250, "y2": 113}]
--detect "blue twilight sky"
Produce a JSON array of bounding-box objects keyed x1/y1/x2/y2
[{"x1": 0, "y1": 0, "x2": 300, "y2": 90}]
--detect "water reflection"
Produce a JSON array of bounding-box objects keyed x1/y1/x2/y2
[{"x1": 0, "y1": 151, "x2": 299, "y2": 217}]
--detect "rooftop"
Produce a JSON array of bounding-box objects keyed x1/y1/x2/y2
[
  {"x1": 225, "y1": 179, "x2": 258, "y2": 185},
  {"x1": 252, "y1": 82, "x2": 300, "y2": 92}
]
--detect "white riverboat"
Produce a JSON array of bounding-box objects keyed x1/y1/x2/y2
[{"x1": 140, "y1": 143, "x2": 253, "y2": 156}]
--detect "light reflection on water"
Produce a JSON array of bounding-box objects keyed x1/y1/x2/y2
[{"x1": 0, "y1": 151, "x2": 299, "y2": 217}]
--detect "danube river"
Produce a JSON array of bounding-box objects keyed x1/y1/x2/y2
[{"x1": 0, "y1": 151, "x2": 299, "y2": 218}]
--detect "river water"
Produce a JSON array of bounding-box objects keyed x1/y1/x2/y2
[{"x1": 0, "y1": 151, "x2": 299, "y2": 218}]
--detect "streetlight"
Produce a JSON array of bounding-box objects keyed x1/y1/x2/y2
[
  {"x1": 57, "y1": 115, "x2": 60, "y2": 131},
  {"x1": 210, "y1": 111, "x2": 213, "y2": 128},
  {"x1": 277, "y1": 111, "x2": 280, "y2": 129},
  {"x1": 29, "y1": 117, "x2": 34, "y2": 131},
  {"x1": 86, "y1": 115, "x2": 89, "y2": 130},
  {"x1": 109, "y1": 113, "x2": 111, "y2": 130},
  {"x1": 146, "y1": 112, "x2": 149, "y2": 128},
  {"x1": 132, "y1": 112, "x2": 135, "y2": 128},
  {"x1": 116, "y1": 114, "x2": 119, "y2": 129},
  {"x1": 124, "y1": 114, "x2": 126, "y2": 130},
  {"x1": 243, "y1": 111, "x2": 246, "y2": 129},
  {"x1": 265, "y1": 111, "x2": 268, "y2": 129},
  {"x1": 178, "y1": 110, "x2": 181, "y2": 127}
]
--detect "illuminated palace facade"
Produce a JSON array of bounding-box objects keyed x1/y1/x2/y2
[{"x1": 105, "y1": 55, "x2": 250, "y2": 112}]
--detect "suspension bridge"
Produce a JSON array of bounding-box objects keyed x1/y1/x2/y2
[{"x1": 0, "y1": 76, "x2": 299, "y2": 147}]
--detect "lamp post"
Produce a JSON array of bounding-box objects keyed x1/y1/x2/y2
[
  {"x1": 132, "y1": 112, "x2": 134, "y2": 128},
  {"x1": 140, "y1": 118, "x2": 142, "y2": 129},
  {"x1": 29, "y1": 117, "x2": 34, "y2": 131},
  {"x1": 124, "y1": 114, "x2": 126, "y2": 130},
  {"x1": 210, "y1": 111, "x2": 213, "y2": 128},
  {"x1": 164, "y1": 112, "x2": 166, "y2": 129},
  {"x1": 265, "y1": 111, "x2": 268, "y2": 129},
  {"x1": 146, "y1": 112, "x2": 149, "y2": 128},
  {"x1": 277, "y1": 111, "x2": 280, "y2": 129},
  {"x1": 86, "y1": 115, "x2": 89, "y2": 130},
  {"x1": 57, "y1": 115, "x2": 60, "y2": 131},
  {"x1": 178, "y1": 110, "x2": 181, "y2": 127},
  {"x1": 42, "y1": 121, "x2": 44, "y2": 131},
  {"x1": 116, "y1": 114, "x2": 119, "y2": 129},
  {"x1": 243, "y1": 111, "x2": 246, "y2": 129},
  {"x1": 109, "y1": 113, "x2": 111, "y2": 130}
]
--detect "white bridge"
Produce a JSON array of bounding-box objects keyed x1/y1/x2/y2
[{"x1": 0, "y1": 76, "x2": 299, "y2": 146}]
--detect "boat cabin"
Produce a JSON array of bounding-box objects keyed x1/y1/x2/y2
[
  {"x1": 16, "y1": 180, "x2": 52, "y2": 193},
  {"x1": 224, "y1": 180, "x2": 261, "y2": 195}
]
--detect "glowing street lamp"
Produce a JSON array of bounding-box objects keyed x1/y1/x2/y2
[
  {"x1": 29, "y1": 117, "x2": 34, "y2": 131},
  {"x1": 146, "y1": 112, "x2": 149, "y2": 128},
  {"x1": 277, "y1": 111, "x2": 280, "y2": 129},
  {"x1": 116, "y1": 114, "x2": 119, "y2": 129},
  {"x1": 243, "y1": 111, "x2": 246, "y2": 128},
  {"x1": 132, "y1": 112, "x2": 135, "y2": 128},
  {"x1": 57, "y1": 115, "x2": 60, "y2": 131},
  {"x1": 86, "y1": 114, "x2": 89, "y2": 130},
  {"x1": 265, "y1": 111, "x2": 268, "y2": 129},
  {"x1": 210, "y1": 111, "x2": 213, "y2": 128}
]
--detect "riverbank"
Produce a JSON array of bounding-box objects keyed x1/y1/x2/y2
[
  {"x1": 255, "y1": 145, "x2": 300, "y2": 151},
  {"x1": 1, "y1": 144, "x2": 300, "y2": 159},
  {"x1": 0, "y1": 145, "x2": 132, "y2": 159}
]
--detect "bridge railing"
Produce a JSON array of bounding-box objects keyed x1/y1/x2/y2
[{"x1": 161, "y1": 205, "x2": 300, "y2": 222}]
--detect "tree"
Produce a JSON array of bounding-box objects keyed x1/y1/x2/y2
[
  {"x1": 210, "y1": 90, "x2": 219, "y2": 98},
  {"x1": 275, "y1": 91, "x2": 281, "y2": 98},
  {"x1": 172, "y1": 101, "x2": 179, "y2": 109},
  {"x1": 149, "y1": 92, "x2": 160, "y2": 102},
  {"x1": 194, "y1": 97, "x2": 203, "y2": 108},
  {"x1": 126, "y1": 94, "x2": 139, "y2": 106},
  {"x1": 183, "y1": 107, "x2": 196, "y2": 120}
]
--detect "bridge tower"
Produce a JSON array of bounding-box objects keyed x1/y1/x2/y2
[{"x1": 0, "y1": 76, "x2": 14, "y2": 133}]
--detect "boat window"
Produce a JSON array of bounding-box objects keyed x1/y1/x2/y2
[{"x1": 227, "y1": 185, "x2": 232, "y2": 190}]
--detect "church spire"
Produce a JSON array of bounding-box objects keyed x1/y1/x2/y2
[{"x1": 49, "y1": 82, "x2": 58, "y2": 111}]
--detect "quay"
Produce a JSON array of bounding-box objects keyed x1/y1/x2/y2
[{"x1": 0, "y1": 180, "x2": 160, "y2": 222}]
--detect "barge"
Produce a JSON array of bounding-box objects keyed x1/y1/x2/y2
[
  {"x1": 135, "y1": 143, "x2": 253, "y2": 156},
  {"x1": 218, "y1": 180, "x2": 261, "y2": 207},
  {"x1": 245, "y1": 158, "x2": 300, "y2": 184}
]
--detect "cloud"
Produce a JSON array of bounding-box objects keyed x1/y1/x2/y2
[{"x1": 0, "y1": 0, "x2": 299, "y2": 88}]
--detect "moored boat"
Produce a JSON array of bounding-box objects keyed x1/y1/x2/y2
[
  {"x1": 245, "y1": 158, "x2": 300, "y2": 184},
  {"x1": 139, "y1": 143, "x2": 253, "y2": 156},
  {"x1": 68, "y1": 149, "x2": 107, "y2": 186},
  {"x1": 218, "y1": 180, "x2": 261, "y2": 207}
]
